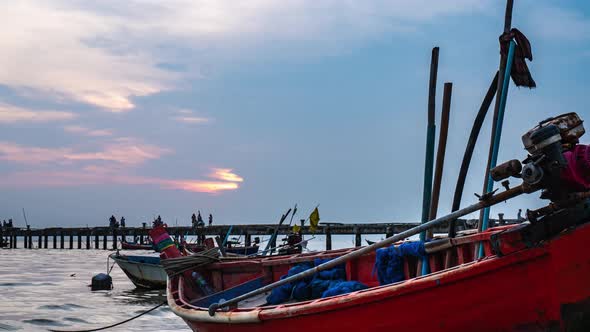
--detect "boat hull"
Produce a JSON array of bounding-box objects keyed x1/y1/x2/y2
[
  {"x1": 121, "y1": 242, "x2": 153, "y2": 250},
  {"x1": 170, "y1": 222, "x2": 590, "y2": 332},
  {"x1": 111, "y1": 254, "x2": 167, "y2": 289}
]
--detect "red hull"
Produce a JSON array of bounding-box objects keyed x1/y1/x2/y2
[{"x1": 165, "y1": 221, "x2": 590, "y2": 332}]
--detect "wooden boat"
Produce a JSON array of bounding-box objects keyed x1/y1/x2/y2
[
  {"x1": 154, "y1": 210, "x2": 590, "y2": 331},
  {"x1": 121, "y1": 241, "x2": 153, "y2": 250},
  {"x1": 109, "y1": 252, "x2": 167, "y2": 289}
]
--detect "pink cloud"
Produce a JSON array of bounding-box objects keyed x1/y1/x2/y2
[
  {"x1": 0, "y1": 140, "x2": 169, "y2": 166},
  {"x1": 64, "y1": 125, "x2": 113, "y2": 137},
  {"x1": 0, "y1": 103, "x2": 76, "y2": 123},
  {"x1": 209, "y1": 168, "x2": 244, "y2": 182},
  {"x1": 0, "y1": 142, "x2": 72, "y2": 164},
  {"x1": 0, "y1": 169, "x2": 242, "y2": 194},
  {"x1": 172, "y1": 116, "x2": 210, "y2": 124}
]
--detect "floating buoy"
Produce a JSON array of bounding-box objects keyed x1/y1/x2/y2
[{"x1": 91, "y1": 273, "x2": 113, "y2": 291}]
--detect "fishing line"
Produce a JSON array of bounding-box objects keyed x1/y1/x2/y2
[{"x1": 47, "y1": 301, "x2": 166, "y2": 332}]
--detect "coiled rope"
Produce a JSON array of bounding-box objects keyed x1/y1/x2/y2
[{"x1": 160, "y1": 248, "x2": 220, "y2": 277}]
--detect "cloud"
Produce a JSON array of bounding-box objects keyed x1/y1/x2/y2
[
  {"x1": 0, "y1": 139, "x2": 169, "y2": 165},
  {"x1": 0, "y1": 1, "x2": 491, "y2": 112},
  {"x1": 0, "y1": 103, "x2": 76, "y2": 123},
  {"x1": 0, "y1": 2, "x2": 176, "y2": 112},
  {"x1": 172, "y1": 116, "x2": 210, "y2": 124},
  {"x1": 64, "y1": 125, "x2": 113, "y2": 137},
  {"x1": 0, "y1": 168, "x2": 242, "y2": 194},
  {"x1": 0, "y1": 142, "x2": 72, "y2": 164},
  {"x1": 209, "y1": 168, "x2": 244, "y2": 182},
  {"x1": 0, "y1": 139, "x2": 242, "y2": 193}
]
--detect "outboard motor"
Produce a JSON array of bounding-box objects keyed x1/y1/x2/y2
[
  {"x1": 91, "y1": 273, "x2": 113, "y2": 291},
  {"x1": 492, "y1": 113, "x2": 585, "y2": 201}
]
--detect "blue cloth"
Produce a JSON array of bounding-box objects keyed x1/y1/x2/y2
[{"x1": 373, "y1": 241, "x2": 426, "y2": 285}]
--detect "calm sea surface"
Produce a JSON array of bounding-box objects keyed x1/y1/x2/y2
[{"x1": 0, "y1": 247, "x2": 190, "y2": 332}]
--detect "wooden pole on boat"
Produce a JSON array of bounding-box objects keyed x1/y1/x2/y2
[
  {"x1": 476, "y1": 0, "x2": 514, "y2": 257},
  {"x1": 420, "y1": 46, "x2": 439, "y2": 243},
  {"x1": 419, "y1": 46, "x2": 439, "y2": 276},
  {"x1": 427, "y1": 82, "x2": 452, "y2": 238},
  {"x1": 208, "y1": 184, "x2": 526, "y2": 315},
  {"x1": 448, "y1": 72, "x2": 498, "y2": 238}
]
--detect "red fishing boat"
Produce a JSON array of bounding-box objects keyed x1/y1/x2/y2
[
  {"x1": 150, "y1": 1, "x2": 590, "y2": 329},
  {"x1": 152, "y1": 212, "x2": 590, "y2": 332}
]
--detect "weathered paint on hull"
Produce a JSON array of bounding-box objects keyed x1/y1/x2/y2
[
  {"x1": 111, "y1": 255, "x2": 167, "y2": 289},
  {"x1": 171, "y1": 222, "x2": 590, "y2": 332}
]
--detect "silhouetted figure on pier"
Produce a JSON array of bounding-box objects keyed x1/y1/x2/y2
[
  {"x1": 208, "y1": 214, "x2": 213, "y2": 227},
  {"x1": 197, "y1": 211, "x2": 204, "y2": 227},
  {"x1": 2, "y1": 220, "x2": 6, "y2": 230},
  {"x1": 153, "y1": 215, "x2": 164, "y2": 228},
  {"x1": 109, "y1": 215, "x2": 116, "y2": 228},
  {"x1": 120, "y1": 216, "x2": 126, "y2": 228},
  {"x1": 7, "y1": 219, "x2": 13, "y2": 228},
  {"x1": 191, "y1": 213, "x2": 197, "y2": 228}
]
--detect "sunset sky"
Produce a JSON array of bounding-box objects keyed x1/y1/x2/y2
[{"x1": 1, "y1": 0, "x2": 589, "y2": 227}]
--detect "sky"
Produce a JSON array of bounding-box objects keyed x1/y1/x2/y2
[{"x1": 0, "y1": 0, "x2": 589, "y2": 228}]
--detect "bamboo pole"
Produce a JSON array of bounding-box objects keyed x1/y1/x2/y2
[
  {"x1": 427, "y1": 82, "x2": 452, "y2": 238},
  {"x1": 420, "y1": 47, "x2": 439, "y2": 241},
  {"x1": 476, "y1": 0, "x2": 514, "y2": 256}
]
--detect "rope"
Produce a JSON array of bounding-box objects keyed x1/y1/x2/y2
[
  {"x1": 160, "y1": 248, "x2": 220, "y2": 277},
  {"x1": 48, "y1": 301, "x2": 166, "y2": 332}
]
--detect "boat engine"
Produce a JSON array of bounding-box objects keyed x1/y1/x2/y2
[{"x1": 491, "y1": 112, "x2": 585, "y2": 204}]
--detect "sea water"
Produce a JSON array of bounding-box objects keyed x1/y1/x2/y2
[
  {"x1": 0, "y1": 234, "x2": 388, "y2": 331},
  {"x1": 0, "y1": 248, "x2": 189, "y2": 332}
]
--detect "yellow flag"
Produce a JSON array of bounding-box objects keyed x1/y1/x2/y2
[
  {"x1": 309, "y1": 207, "x2": 320, "y2": 232},
  {"x1": 292, "y1": 224, "x2": 301, "y2": 233}
]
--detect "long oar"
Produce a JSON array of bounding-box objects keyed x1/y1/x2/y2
[{"x1": 208, "y1": 184, "x2": 526, "y2": 315}]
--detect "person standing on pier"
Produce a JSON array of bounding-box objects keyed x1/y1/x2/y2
[
  {"x1": 197, "y1": 211, "x2": 204, "y2": 227},
  {"x1": 208, "y1": 214, "x2": 213, "y2": 227},
  {"x1": 109, "y1": 215, "x2": 116, "y2": 228},
  {"x1": 120, "y1": 216, "x2": 126, "y2": 228},
  {"x1": 191, "y1": 213, "x2": 197, "y2": 228}
]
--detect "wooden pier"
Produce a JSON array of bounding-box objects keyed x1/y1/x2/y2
[{"x1": 0, "y1": 217, "x2": 517, "y2": 250}]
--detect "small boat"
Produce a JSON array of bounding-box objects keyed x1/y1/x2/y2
[
  {"x1": 225, "y1": 245, "x2": 259, "y2": 256},
  {"x1": 121, "y1": 241, "x2": 154, "y2": 250},
  {"x1": 109, "y1": 252, "x2": 167, "y2": 289}
]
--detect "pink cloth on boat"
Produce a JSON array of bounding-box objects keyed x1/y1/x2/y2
[{"x1": 561, "y1": 144, "x2": 590, "y2": 191}]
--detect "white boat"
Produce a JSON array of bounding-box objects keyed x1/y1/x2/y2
[{"x1": 109, "y1": 252, "x2": 167, "y2": 289}]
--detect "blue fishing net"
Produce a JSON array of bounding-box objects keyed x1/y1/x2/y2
[
  {"x1": 373, "y1": 241, "x2": 426, "y2": 285},
  {"x1": 266, "y1": 257, "x2": 368, "y2": 304}
]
